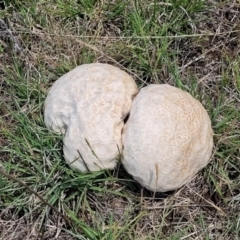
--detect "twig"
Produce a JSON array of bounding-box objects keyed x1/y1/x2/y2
[
  {"x1": 11, "y1": 29, "x2": 240, "y2": 40},
  {"x1": 0, "y1": 167, "x2": 71, "y2": 225},
  {"x1": 186, "y1": 185, "x2": 226, "y2": 216}
]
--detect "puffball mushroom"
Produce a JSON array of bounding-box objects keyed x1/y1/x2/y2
[
  {"x1": 44, "y1": 63, "x2": 138, "y2": 172},
  {"x1": 122, "y1": 84, "x2": 213, "y2": 192}
]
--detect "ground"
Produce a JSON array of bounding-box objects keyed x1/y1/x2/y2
[{"x1": 0, "y1": 0, "x2": 239, "y2": 239}]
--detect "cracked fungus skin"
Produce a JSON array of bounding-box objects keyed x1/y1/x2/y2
[
  {"x1": 44, "y1": 63, "x2": 138, "y2": 172},
  {"x1": 122, "y1": 84, "x2": 213, "y2": 192}
]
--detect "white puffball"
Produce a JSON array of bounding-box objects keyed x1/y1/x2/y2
[
  {"x1": 122, "y1": 84, "x2": 213, "y2": 192},
  {"x1": 44, "y1": 63, "x2": 138, "y2": 172}
]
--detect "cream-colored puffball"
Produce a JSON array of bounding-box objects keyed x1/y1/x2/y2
[
  {"x1": 44, "y1": 63, "x2": 138, "y2": 172},
  {"x1": 122, "y1": 84, "x2": 213, "y2": 192}
]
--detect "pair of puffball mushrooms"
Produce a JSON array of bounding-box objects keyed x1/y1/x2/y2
[{"x1": 44, "y1": 63, "x2": 213, "y2": 193}]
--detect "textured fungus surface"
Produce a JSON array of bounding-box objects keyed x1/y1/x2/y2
[
  {"x1": 122, "y1": 84, "x2": 213, "y2": 192},
  {"x1": 44, "y1": 63, "x2": 138, "y2": 172}
]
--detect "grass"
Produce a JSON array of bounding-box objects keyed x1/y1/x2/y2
[{"x1": 0, "y1": 0, "x2": 240, "y2": 239}]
